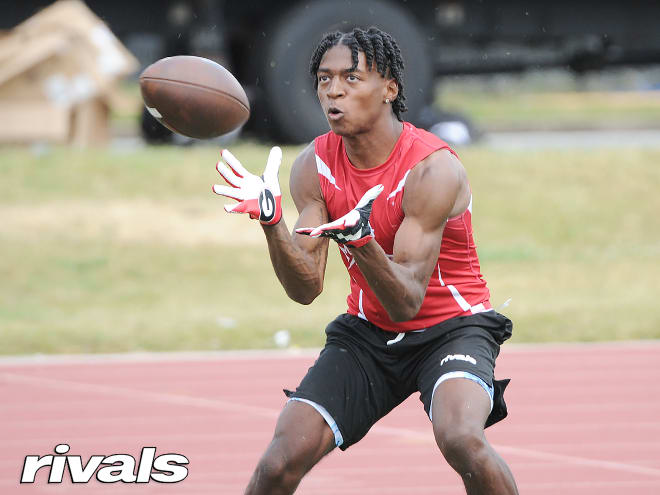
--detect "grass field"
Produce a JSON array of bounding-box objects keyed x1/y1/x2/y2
[
  {"x1": 436, "y1": 69, "x2": 660, "y2": 131},
  {"x1": 1, "y1": 143, "x2": 659, "y2": 354},
  {"x1": 440, "y1": 89, "x2": 660, "y2": 130}
]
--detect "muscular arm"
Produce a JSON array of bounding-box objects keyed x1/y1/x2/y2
[
  {"x1": 349, "y1": 149, "x2": 470, "y2": 322},
  {"x1": 262, "y1": 143, "x2": 330, "y2": 304}
]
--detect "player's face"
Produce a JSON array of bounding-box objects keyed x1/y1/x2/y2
[{"x1": 316, "y1": 44, "x2": 394, "y2": 136}]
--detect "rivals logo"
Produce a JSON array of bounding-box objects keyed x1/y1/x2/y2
[{"x1": 20, "y1": 444, "x2": 189, "y2": 484}]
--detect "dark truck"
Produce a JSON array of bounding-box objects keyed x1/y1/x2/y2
[{"x1": 6, "y1": 0, "x2": 660, "y2": 143}]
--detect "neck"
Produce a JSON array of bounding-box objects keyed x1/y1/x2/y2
[{"x1": 343, "y1": 117, "x2": 404, "y2": 169}]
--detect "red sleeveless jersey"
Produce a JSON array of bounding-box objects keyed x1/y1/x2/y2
[{"x1": 314, "y1": 122, "x2": 492, "y2": 332}]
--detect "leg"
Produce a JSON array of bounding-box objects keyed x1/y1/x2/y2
[
  {"x1": 245, "y1": 400, "x2": 336, "y2": 495},
  {"x1": 247, "y1": 313, "x2": 408, "y2": 493},
  {"x1": 432, "y1": 378, "x2": 518, "y2": 495}
]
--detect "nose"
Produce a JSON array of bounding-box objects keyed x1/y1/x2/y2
[{"x1": 327, "y1": 76, "x2": 344, "y2": 99}]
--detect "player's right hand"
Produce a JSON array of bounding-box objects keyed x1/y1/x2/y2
[
  {"x1": 212, "y1": 146, "x2": 282, "y2": 225},
  {"x1": 296, "y1": 184, "x2": 384, "y2": 248}
]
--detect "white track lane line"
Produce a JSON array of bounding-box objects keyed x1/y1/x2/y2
[
  {"x1": 0, "y1": 348, "x2": 321, "y2": 366},
  {"x1": 1, "y1": 371, "x2": 278, "y2": 420},
  {"x1": 1, "y1": 339, "x2": 659, "y2": 367},
  {"x1": 496, "y1": 445, "x2": 660, "y2": 477},
  {"x1": 362, "y1": 425, "x2": 660, "y2": 478}
]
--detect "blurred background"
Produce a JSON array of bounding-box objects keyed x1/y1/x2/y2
[{"x1": 1, "y1": 0, "x2": 659, "y2": 355}]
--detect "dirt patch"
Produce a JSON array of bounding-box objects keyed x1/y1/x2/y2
[{"x1": 1, "y1": 199, "x2": 298, "y2": 246}]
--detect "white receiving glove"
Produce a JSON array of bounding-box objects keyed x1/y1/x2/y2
[
  {"x1": 212, "y1": 146, "x2": 282, "y2": 225},
  {"x1": 296, "y1": 184, "x2": 384, "y2": 248}
]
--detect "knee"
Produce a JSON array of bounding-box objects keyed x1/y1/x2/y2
[
  {"x1": 254, "y1": 448, "x2": 301, "y2": 488},
  {"x1": 434, "y1": 423, "x2": 488, "y2": 469},
  {"x1": 252, "y1": 438, "x2": 308, "y2": 490}
]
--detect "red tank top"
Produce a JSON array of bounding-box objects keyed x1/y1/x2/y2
[{"x1": 314, "y1": 122, "x2": 492, "y2": 332}]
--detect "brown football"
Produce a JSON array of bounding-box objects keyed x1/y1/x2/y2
[{"x1": 139, "y1": 56, "x2": 250, "y2": 139}]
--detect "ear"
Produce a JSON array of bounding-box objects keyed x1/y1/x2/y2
[{"x1": 384, "y1": 77, "x2": 399, "y2": 103}]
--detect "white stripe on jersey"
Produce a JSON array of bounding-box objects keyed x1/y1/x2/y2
[
  {"x1": 315, "y1": 154, "x2": 341, "y2": 190},
  {"x1": 437, "y1": 263, "x2": 489, "y2": 315},
  {"x1": 357, "y1": 289, "x2": 367, "y2": 321},
  {"x1": 387, "y1": 170, "x2": 410, "y2": 200}
]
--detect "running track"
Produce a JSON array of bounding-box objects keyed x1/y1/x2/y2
[{"x1": 2, "y1": 341, "x2": 660, "y2": 494}]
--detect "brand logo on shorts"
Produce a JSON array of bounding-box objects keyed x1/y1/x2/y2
[
  {"x1": 440, "y1": 354, "x2": 477, "y2": 366},
  {"x1": 20, "y1": 444, "x2": 188, "y2": 484}
]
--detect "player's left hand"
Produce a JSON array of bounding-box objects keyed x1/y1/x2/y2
[
  {"x1": 296, "y1": 184, "x2": 383, "y2": 248},
  {"x1": 212, "y1": 146, "x2": 282, "y2": 225}
]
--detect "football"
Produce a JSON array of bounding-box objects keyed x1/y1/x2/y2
[{"x1": 139, "y1": 56, "x2": 250, "y2": 139}]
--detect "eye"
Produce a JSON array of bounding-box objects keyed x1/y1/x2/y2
[
  {"x1": 347, "y1": 74, "x2": 358, "y2": 82},
  {"x1": 318, "y1": 75, "x2": 330, "y2": 83}
]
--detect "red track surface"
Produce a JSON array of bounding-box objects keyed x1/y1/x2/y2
[{"x1": 2, "y1": 342, "x2": 660, "y2": 494}]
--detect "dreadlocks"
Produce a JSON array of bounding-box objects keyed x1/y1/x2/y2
[{"x1": 309, "y1": 26, "x2": 408, "y2": 121}]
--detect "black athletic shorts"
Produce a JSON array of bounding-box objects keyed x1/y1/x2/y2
[{"x1": 284, "y1": 311, "x2": 512, "y2": 450}]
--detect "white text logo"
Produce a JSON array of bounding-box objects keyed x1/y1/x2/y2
[
  {"x1": 20, "y1": 444, "x2": 189, "y2": 484},
  {"x1": 440, "y1": 354, "x2": 477, "y2": 366}
]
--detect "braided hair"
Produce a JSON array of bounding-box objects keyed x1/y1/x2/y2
[{"x1": 309, "y1": 26, "x2": 408, "y2": 121}]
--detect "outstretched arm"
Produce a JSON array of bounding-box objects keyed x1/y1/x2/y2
[
  {"x1": 350, "y1": 150, "x2": 470, "y2": 322},
  {"x1": 262, "y1": 144, "x2": 330, "y2": 304},
  {"x1": 213, "y1": 143, "x2": 329, "y2": 305}
]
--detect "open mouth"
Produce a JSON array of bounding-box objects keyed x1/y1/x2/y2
[{"x1": 327, "y1": 107, "x2": 344, "y2": 120}]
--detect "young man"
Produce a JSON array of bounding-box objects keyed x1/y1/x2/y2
[{"x1": 213, "y1": 27, "x2": 518, "y2": 495}]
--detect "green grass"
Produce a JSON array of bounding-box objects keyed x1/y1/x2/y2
[
  {"x1": 1, "y1": 144, "x2": 659, "y2": 354},
  {"x1": 437, "y1": 80, "x2": 660, "y2": 130},
  {"x1": 466, "y1": 147, "x2": 660, "y2": 342}
]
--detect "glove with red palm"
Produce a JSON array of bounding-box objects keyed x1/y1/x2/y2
[
  {"x1": 212, "y1": 147, "x2": 282, "y2": 225},
  {"x1": 296, "y1": 184, "x2": 383, "y2": 248}
]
